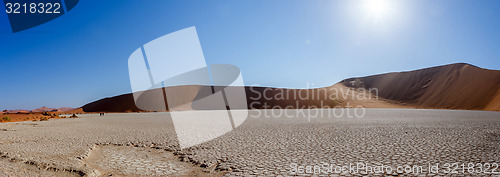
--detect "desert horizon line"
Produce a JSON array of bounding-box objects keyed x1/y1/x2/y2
[{"x1": 1, "y1": 62, "x2": 497, "y2": 111}]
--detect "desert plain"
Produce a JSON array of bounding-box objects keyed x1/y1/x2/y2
[{"x1": 0, "y1": 109, "x2": 499, "y2": 176}]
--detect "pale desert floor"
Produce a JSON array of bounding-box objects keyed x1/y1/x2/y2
[{"x1": 0, "y1": 109, "x2": 499, "y2": 176}]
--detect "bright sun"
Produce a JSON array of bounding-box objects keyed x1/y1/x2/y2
[{"x1": 364, "y1": 0, "x2": 391, "y2": 21}]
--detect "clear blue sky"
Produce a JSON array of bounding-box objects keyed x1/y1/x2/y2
[{"x1": 1, "y1": 0, "x2": 499, "y2": 110}]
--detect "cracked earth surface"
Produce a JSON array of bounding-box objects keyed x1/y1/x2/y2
[{"x1": 0, "y1": 109, "x2": 498, "y2": 176}]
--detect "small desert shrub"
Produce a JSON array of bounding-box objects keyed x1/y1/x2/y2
[
  {"x1": 2, "y1": 116, "x2": 11, "y2": 122},
  {"x1": 40, "y1": 117, "x2": 49, "y2": 121}
]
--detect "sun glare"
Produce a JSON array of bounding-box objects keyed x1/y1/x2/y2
[{"x1": 364, "y1": 0, "x2": 391, "y2": 21}]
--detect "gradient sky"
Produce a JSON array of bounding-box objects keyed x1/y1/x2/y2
[{"x1": 1, "y1": 0, "x2": 499, "y2": 110}]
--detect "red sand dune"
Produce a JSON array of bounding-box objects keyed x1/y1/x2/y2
[
  {"x1": 57, "y1": 107, "x2": 76, "y2": 112},
  {"x1": 81, "y1": 63, "x2": 500, "y2": 112},
  {"x1": 60, "y1": 108, "x2": 86, "y2": 114},
  {"x1": 31, "y1": 107, "x2": 59, "y2": 113},
  {"x1": 81, "y1": 85, "x2": 360, "y2": 112},
  {"x1": 82, "y1": 94, "x2": 141, "y2": 112},
  {"x1": 4, "y1": 107, "x2": 75, "y2": 114},
  {"x1": 5, "y1": 109, "x2": 31, "y2": 114},
  {"x1": 341, "y1": 63, "x2": 500, "y2": 111}
]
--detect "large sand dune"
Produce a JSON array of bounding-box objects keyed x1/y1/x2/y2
[
  {"x1": 82, "y1": 63, "x2": 500, "y2": 112},
  {"x1": 81, "y1": 85, "x2": 399, "y2": 112},
  {"x1": 341, "y1": 63, "x2": 500, "y2": 111}
]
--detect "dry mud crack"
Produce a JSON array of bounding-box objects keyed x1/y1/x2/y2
[
  {"x1": 1, "y1": 144, "x2": 224, "y2": 177},
  {"x1": 82, "y1": 144, "x2": 219, "y2": 176},
  {"x1": 0, "y1": 151, "x2": 84, "y2": 177},
  {"x1": 1, "y1": 110, "x2": 499, "y2": 176}
]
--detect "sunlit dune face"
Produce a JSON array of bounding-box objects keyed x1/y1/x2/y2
[{"x1": 364, "y1": 0, "x2": 392, "y2": 22}]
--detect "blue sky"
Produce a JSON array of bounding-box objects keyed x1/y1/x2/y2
[{"x1": 1, "y1": 0, "x2": 500, "y2": 110}]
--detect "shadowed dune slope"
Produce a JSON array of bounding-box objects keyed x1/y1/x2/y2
[
  {"x1": 82, "y1": 86, "x2": 343, "y2": 112},
  {"x1": 82, "y1": 93, "x2": 141, "y2": 112},
  {"x1": 341, "y1": 63, "x2": 500, "y2": 111}
]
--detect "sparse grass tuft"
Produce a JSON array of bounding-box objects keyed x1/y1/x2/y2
[{"x1": 1, "y1": 116, "x2": 11, "y2": 122}]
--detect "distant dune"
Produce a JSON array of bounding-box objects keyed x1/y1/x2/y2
[
  {"x1": 60, "y1": 108, "x2": 86, "y2": 114},
  {"x1": 31, "y1": 107, "x2": 58, "y2": 112},
  {"x1": 4, "y1": 107, "x2": 75, "y2": 114},
  {"x1": 341, "y1": 63, "x2": 500, "y2": 111},
  {"x1": 32, "y1": 106, "x2": 75, "y2": 113},
  {"x1": 81, "y1": 63, "x2": 500, "y2": 112}
]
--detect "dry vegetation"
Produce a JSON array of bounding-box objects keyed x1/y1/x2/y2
[
  {"x1": 1, "y1": 116, "x2": 11, "y2": 122},
  {"x1": 0, "y1": 112, "x2": 74, "y2": 123}
]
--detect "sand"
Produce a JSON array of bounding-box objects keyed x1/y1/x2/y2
[
  {"x1": 81, "y1": 84, "x2": 408, "y2": 112},
  {"x1": 80, "y1": 63, "x2": 500, "y2": 113},
  {"x1": 342, "y1": 63, "x2": 500, "y2": 111}
]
